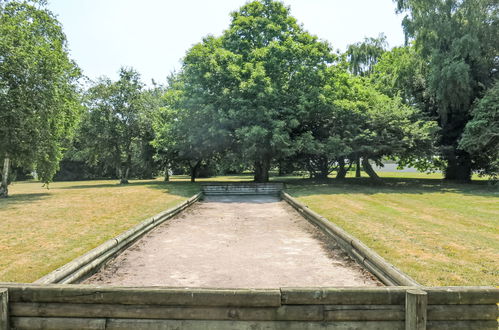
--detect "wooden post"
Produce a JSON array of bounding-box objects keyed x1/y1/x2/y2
[
  {"x1": 406, "y1": 289, "x2": 427, "y2": 330},
  {"x1": 0, "y1": 288, "x2": 8, "y2": 330}
]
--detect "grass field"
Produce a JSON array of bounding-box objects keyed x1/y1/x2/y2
[
  {"x1": 286, "y1": 176, "x2": 498, "y2": 286},
  {"x1": 0, "y1": 179, "x2": 198, "y2": 282},
  {"x1": 1, "y1": 172, "x2": 497, "y2": 286}
]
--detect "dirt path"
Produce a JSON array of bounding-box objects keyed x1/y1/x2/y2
[{"x1": 83, "y1": 196, "x2": 381, "y2": 287}]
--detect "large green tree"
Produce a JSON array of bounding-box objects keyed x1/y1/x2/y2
[
  {"x1": 80, "y1": 68, "x2": 150, "y2": 184},
  {"x1": 178, "y1": 0, "x2": 333, "y2": 182},
  {"x1": 395, "y1": 0, "x2": 499, "y2": 180},
  {"x1": 0, "y1": 0, "x2": 81, "y2": 197},
  {"x1": 459, "y1": 81, "x2": 499, "y2": 178},
  {"x1": 152, "y1": 73, "x2": 228, "y2": 182},
  {"x1": 302, "y1": 64, "x2": 436, "y2": 180}
]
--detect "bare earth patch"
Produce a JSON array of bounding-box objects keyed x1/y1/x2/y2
[{"x1": 84, "y1": 196, "x2": 380, "y2": 288}]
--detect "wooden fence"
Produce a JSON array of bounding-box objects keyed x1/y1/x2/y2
[{"x1": 0, "y1": 284, "x2": 497, "y2": 329}]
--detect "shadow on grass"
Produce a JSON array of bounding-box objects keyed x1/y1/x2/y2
[
  {"x1": 281, "y1": 177, "x2": 498, "y2": 198},
  {"x1": 0, "y1": 192, "x2": 50, "y2": 206},
  {"x1": 57, "y1": 180, "x2": 200, "y2": 199},
  {"x1": 48, "y1": 176, "x2": 497, "y2": 199}
]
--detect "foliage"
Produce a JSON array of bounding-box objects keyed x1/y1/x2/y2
[
  {"x1": 167, "y1": 0, "x2": 334, "y2": 182},
  {"x1": 459, "y1": 81, "x2": 499, "y2": 178},
  {"x1": 346, "y1": 34, "x2": 388, "y2": 76},
  {"x1": 77, "y1": 68, "x2": 154, "y2": 184},
  {"x1": 0, "y1": 0, "x2": 81, "y2": 196},
  {"x1": 395, "y1": 0, "x2": 499, "y2": 180}
]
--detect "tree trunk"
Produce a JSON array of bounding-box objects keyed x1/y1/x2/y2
[
  {"x1": 119, "y1": 167, "x2": 129, "y2": 184},
  {"x1": 316, "y1": 157, "x2": 330, "y2": 180},
  {"x1": 120, "y1": 154, "x2": 132, "y2": 184},
  {"x1": 164, "y1": 164, "x2": 170, "y2": 182},
  {"x1": 0, "y1": 156, "x2": 10, "y2": 198},
  {"x1": 355, "y1": 157, "x2": 361, "y2": 178},
  {"x1": 444, "y1": 149, "x2": 472, "y2": 181},
  {"x1": 336, "y1": 158, "x2": 347, "y2": 179},
  {"x1": 121, "y1": 167, "x2": 130, "y2": 184},
  {"x1": 278, "y1": 161, "x2": 284, "y2": 176},
  {"x1": 190, "y1": 161, "x2": 201, "y2": 183},
  {"x1": 362, "y1": 158, "x2": 380, "y2": 180},
  {"x1": 254, "y1": 155, "x2": 270, "y2": 183}
]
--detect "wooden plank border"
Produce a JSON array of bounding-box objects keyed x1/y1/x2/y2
[
  {"x1": 281, "y1": 192, "x2": 420, "y2": 286},
  {"x1": 34, "y1": 192, "x2": 202, "y2": 285},
  {"x1": 0, "y1": 288, "x2": 8, "y2": 330},
  {"x1": 0, "y1": 284, "x2": 497, "y2": 329}
]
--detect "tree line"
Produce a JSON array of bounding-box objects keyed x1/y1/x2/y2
[{"x1": 1, "y1": 0, "x2": 497, "y2": 196}]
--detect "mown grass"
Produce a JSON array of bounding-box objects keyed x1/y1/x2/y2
[
  {"x1": 0, "y1": 179, "x2": 199, "y2": 282},
  {"x1": 1, "y1": 171, "x2": 497, "y2": 286},
  {"x1": 286, "y1": 175, "x2": 498, "y2": 286}
]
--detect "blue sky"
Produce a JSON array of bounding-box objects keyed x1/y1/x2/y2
[{"x1": 46, "y1": 0, "x2": 406, "y2": 85}]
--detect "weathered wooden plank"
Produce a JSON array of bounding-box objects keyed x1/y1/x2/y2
[
  {"x1": 325, "y1": 310, "x2": 403, "y2": 321},
  {"x1": 10, "y1": 303, "x2": 322, "y2": 321},
  {"x1": 105, "y1": 319, "x2": 404, "y2": 330},
  {"x1": 281, "y1": 287, "x2": 409, "y2": 305},
  {"x1": 11, "y1": 317, "x2": 106, "y2": 330},
  {"x1": 0, "y1": 288, "x2": 8, "y2": 330},
  {"x1": 202, "y1": 183, "x2": 284, "y2": 195},
  {"x1": 424, "y1": 287, "x2": 499, "y2": 304},
  {"x1": 427, "y1": 304, "x2": 498, "y2": 320},
  {"x1": 427, "y1": 320, "x2": 499, "y2": 330},
  {"x1": 406, "y1": 289, "x2": 427, "y2": 330},
  {"x1": 324, "y1": 305, "x2": 404, "y2": 321},
  {"x1": 3, "y1": 285, "x2": 281, "y2": 307}
]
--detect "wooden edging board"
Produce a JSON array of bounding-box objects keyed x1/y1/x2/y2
[
  {"x1": 281, "y1": 192, "x2": 420, "y2": 287},
  {"x1": 0, "y1": 284, "x2": 497, "y2": 329},
  {"x1": 34, "y1": 192, "x2": 203, "y2": 285}
]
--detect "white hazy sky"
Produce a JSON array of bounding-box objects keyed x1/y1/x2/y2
[{"x1": 46, "y1": 0, "x2": 406, "y2": 85}]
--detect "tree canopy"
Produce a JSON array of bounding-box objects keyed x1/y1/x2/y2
[
  {"x1": 0, "y1": 0, "x2": 81, "y2": 197},
  {"x1": 395, "y1": 0, "x2": 499, "y2": 180},
  {"x1": 76, "y1": 68, "x2": 154, "y2": 184},
  {"x1": 153, "y1": 0, "x2": 437, "y2": 182}
]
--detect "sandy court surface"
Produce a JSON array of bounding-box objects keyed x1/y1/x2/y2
[{"x1": 83, "y1": 195, "x2": 381, "y2": 287}]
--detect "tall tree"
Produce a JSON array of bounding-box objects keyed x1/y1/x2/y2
[
  {"x1": 346, "y1": 34, "x2": 388, "y2": 77},
  {"x1": 0, "y1": 0, "x2": 81, "y2": 197},
  {"x1": 81, "y1": 68, "x2": 147, "y2": 184},
  {"x1": 345, "y1": 34, "x2": 388, "y2": 177},
  {"x1": 178, "y1": 0, "x2": 333, "y2": 182},
  {"x1": 395, "y1": 0, "x2": 499, "y2": 180},
  {"x1": 152, "y1": 73, "x2": 228, "y2": 183},
  {"x1": 459, "y1": 81, "x2": 499, "y2": 178}
]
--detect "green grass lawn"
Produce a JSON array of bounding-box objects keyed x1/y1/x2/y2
[
  {"x1": 0, "y1": 179, "x2": 199, "y2": 282},
  {"x1": 1, "y1": 172, "x2": 497, "y2": 286},
  {"x1": 286, "y1": 175, "x2": 498, "y2": 286}
]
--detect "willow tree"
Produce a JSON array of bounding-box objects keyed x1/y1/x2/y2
[
  {"x1": 0, "y1": 0, "x2": 81, "y2": 197},
  {"x1": 346, "y1": 34, "x2": 388, "y2": 77},
  {"x1": 459, "y1": 81, "x2": 499, "y2": 178},
  {"x1": 395, "y1": 0, "x2": 499, "y2": 180}
]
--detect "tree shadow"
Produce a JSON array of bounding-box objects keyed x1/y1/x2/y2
[
  {"x1": 57, "y1": 180, "x2": 200, "y2": 199},
  {"x1": 282, "y1": 177, "x2": 498, "y2": 198},
  {"x1": 0, "y1": 192, "x2": 50, "y2": 206}
]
